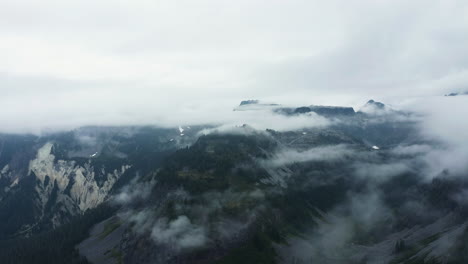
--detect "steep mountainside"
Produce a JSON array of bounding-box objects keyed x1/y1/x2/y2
[
  {"x1": 1, "y1": 101, "x2": 468, "y2": 264},
  {"x1": 0, "y1": 126, "x2": 202, "y2": 239}
]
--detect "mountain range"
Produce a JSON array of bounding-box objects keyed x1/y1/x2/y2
[{"x1": 0, "y1": 100, "x2": 467, "y2": 264}]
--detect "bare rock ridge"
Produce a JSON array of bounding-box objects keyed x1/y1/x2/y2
[{"x1": 28, "y1": 142, "x2": 129, "y2": 228}]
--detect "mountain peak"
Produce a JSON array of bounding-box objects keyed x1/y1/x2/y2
[
  {"x1": 358, "y1": 99, "x2": 389, "y2": 114},
  {"x1": 235, "y1": 100, "x2": 280, "y2": 111},
  {"x1": 239, "y1": 100, "x2": 259, "y2": 106},
  {"x1": 276, "y1": 105, "x2": 355, "y2": 117},
  {"x1": 366, "y1": 99, "x2": 385, "y2": 109}
]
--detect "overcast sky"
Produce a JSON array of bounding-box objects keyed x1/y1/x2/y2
[{"x1": 2, "y1": 0, "x2": 468, "y2": 133}]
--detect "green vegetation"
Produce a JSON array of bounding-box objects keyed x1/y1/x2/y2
[
  {"x1": 389, "y1": 233, "x2": 442, "y2": 264},
  {"x1": 216, "y1": 230, "x2": 279, "y2": 264},
  {"x1": 106, "y1": 248, "x2": 123, "y2": 264},
  {"x1": 3, "y1": 125, "x2": 468, "y2": 264},
  {"x1": 99, "y1": 218, "x2": 122, "y2": 240},
  {"x1": 0, "y1": 204, "x2": 116, "y2": 264},
  {"x1": 157, "y1": 134, "x2": 277, "y2": 194},
  {"x1": 0, "y1": 175, "x2": 38, "y2": 239}
]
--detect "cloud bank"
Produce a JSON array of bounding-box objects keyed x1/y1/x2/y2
[{"x1": 2, "y1": 0, "x2": 468, "y2": 133}]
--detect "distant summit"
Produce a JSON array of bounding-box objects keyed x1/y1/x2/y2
[
  {"x1": 366, "y1": 99, "x2": 385, "y2": 109},
  {"x1": 235, "y1": 100, "x2": 280, "y2": 111},
  {"x1": 359, "y1": 99, "x2": 387, "y2": 114},
  {"x1": 297, "y1": 106, "x2": 355, "y2": 116},
  {"x1": 276, "y1": 105, "x2": 355, "y2": 117},
  {"x1": 239, "y1": 100, "x2": 260, "y2": 106},
  {"x1": 445, "y1": 91, "x2": 468, "y2": 97}
]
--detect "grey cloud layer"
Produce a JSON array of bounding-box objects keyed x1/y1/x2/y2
[{"x1": 2, "y1": 0, "x2": 468, "y2": 133}]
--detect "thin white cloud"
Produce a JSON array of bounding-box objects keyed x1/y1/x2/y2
[{"x1": 261, "y1": 144, "x2": 354, "y2": 168}]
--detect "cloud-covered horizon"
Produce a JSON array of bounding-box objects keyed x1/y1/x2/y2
[{"x1": 2, "y1": 0, "x2": 468, "y2": 133}]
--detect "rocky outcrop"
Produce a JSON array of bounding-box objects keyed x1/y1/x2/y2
[
  {"x1": 29, "y1": 142, "x2": 129, "y2": 227},
  {"x1": 239, "y1": 100, "x2": 260, "y2": 106}
]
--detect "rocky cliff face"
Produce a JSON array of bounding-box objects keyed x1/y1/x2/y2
[
  {"x1": 29, "y1": 142, "x2": 130, "y2": 227},
  {"x1": 0, "y1": 126, "x2": 202, "y2": 239}
]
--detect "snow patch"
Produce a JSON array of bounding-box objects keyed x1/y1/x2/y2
[
  {"x1": 10, "y1": 177, "x2": 19, "y2": 187},
  {"x1": 1, "y1": 164, "x2": 9, "y2": 174}
]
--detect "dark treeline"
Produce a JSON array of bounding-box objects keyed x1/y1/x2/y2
[{"x1": 0, "y1": 203, "x2": 116, "y2": 264}]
